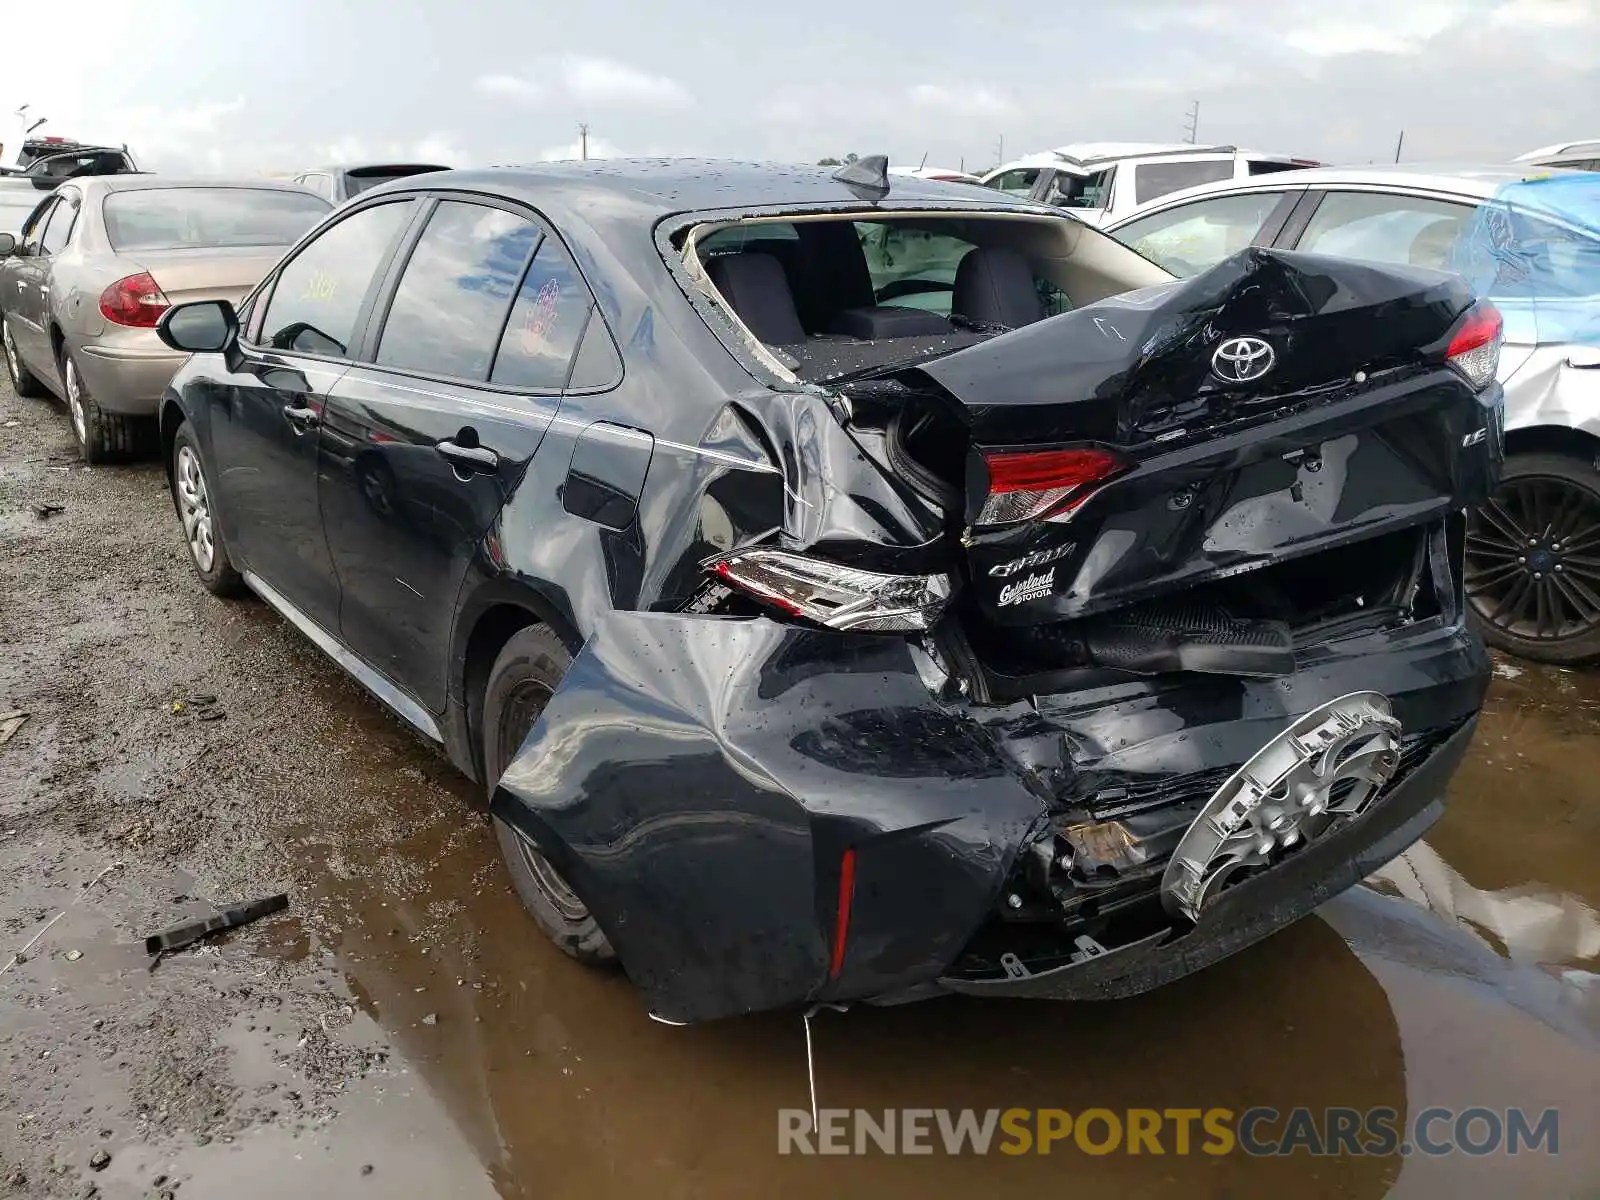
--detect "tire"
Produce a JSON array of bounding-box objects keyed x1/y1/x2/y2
[
  {"x1": 169, "y1": 422, "x2": 245, "y2": 597},
  {"x1": 483, "y1": 625, "x2": 616, "y2": 964},
  {"x1": 61, "y1": 347, "x2": 151, "y2": 463},
  {"x1": 1465, "y1": 450, "x2": 1600, "y2": 664},
  {"x1": 1, "y1": 313, "x2": 47, "y2": 398}
]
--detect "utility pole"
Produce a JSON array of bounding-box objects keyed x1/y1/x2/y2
[
  {"x1": 1183, "y1": 101, "x2": 1199, "y2": 144},
  {"x1": 579, "y1": 122, "x2": 590, "y2": 162},
  {"x1": 1393, "y1": 130, "x2": 1405, "y2": 163},
  {"x1": 993, "y1": 133, "x2": 1005, "y2": 169}
]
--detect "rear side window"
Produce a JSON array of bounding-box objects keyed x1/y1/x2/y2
[
  {"x1": 490, "y1": 234, "x2": 593, "y2": 388},
  {"x1": 40, "y1": 191, "x2": 80, "y2": 254},
  {"x1": 376, "y1": 200, "x2": 539, "y2": 380},
  {"x1": 259, "y1": 200, "x2": 413, "y2": 357},
  {"x1": 1296, "y1": 192, "x2": 1474, "y2": 271},
  {"x1": 103, "y1": 188, "x2": 329, "y2": 251},
  {"x1": 1133, "y1": 160, "x2": 1235, "y2": 205},
  {"x1": 1113, "y1": 191, "x2": 1289, "y2": 277}
]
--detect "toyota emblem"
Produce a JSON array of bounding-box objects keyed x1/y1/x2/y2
[{"x1": 1211, "y1": 336, "x2": 1276, "y2": 383}]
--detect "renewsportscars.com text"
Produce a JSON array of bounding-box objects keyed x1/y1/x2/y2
[{"x1": 778, "y1": 1106, "x2": 1559, "y2": 1157}]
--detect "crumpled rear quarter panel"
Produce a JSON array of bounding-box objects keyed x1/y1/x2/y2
[{"x1": 491, "y1": 614, "x2": 1045, "y2": 1023}]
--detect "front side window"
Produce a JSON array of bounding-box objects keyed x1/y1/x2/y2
[
  {"x1": 20, "y1": 197, "x2": 57, "y2": 254},
  {"x1": 1296, "y1": 191, "x2": 1474, "y2": 271},
  {"x1": 376, "y1": 200, "x2": 540, "y2": 380},
  {"x1": 1045, "y1": 168, "x2": 1114, "y2": 211},
  {"x1": 1113, "y1": 191, "x2": 1289, "y2": 277},
  {"x1": 490, "y1": 233, "x2": 594, "y2": 388},
  {"x1": 985, "y1": 168, "x2": 1041, "y2": 196},
  {"x1": 103, "y1": 188, "x2": 329, "y2": 252},
  {"x1": 1133, "y1": 160, "x2": 1236, "y2": 206},
  {"x1": 258, "y1": 200, "x2": 413, "y2": 357}
]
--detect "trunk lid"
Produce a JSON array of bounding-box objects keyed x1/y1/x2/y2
[
  {"x1": 126, "y1": 245, "x2": 286, "y2": 307},
  {"x1": 894, "y1": 248, "x2": 1502, "y2": 625}
]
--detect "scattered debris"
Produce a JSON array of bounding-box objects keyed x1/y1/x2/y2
[
  {"x1": 88, "y1": 1149, "x2": 110, "y2": 1171},
  {"x1": 1494, "y1": 661, "x2": 1525, "y2": 680},
  {"x1": 64, "y1": 949, "x2": 83, "y2": 962},
  {"x1": 0, "y1": 711, "x2": 28, "y2": 747},
  {"x1": 189, "y1": 694, "x2": 217, "y2": 706},
  {"x1": 361, "y1": 1165, "x2": 374, "y2": 1176},
  {"x1": 32, "y1": 502, "x2": 64, "y2": 520},
  {"x1": 1, "y1": 863, "x2": 122, "y2": 979},
  {"x1": 144, "y1": 893, "x2": 289, "y2": 957},
  {"x1": 196, "y1": 708, "x2": 226, "y2": 722},
  {"x1": 421, "y1": 1013, "x2": 438, "y2": 1026}
]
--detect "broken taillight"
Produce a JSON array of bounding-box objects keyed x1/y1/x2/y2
[
  {"x1": 710, "y1": 548, "x2": 952, "y2": 631},
  {"x1": 1444, "y1": 300, "x2": 1503, "y2": 391},
  {"x1": 978, "y1": 446, "x2": 1131, "y2": 525}
]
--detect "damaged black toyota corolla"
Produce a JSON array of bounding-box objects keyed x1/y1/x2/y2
[{"x1": 153, "y1": 157, "x2": 1502, "y2": 1023}]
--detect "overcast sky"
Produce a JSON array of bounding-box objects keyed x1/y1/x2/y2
[{"x1": 4, "y1": 0, "x2": 1594, "y2": 175}]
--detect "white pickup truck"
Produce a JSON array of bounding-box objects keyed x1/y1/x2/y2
[{"x1": 0, "y1": 140, "x2": 142, "y2": 237}]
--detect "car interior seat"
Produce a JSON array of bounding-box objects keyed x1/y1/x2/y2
[
  {"x1": 704, "y1": 252, "x2": 807, "y2": 345},
  {"x1": 952, "y1": 246, "x2": 1045, "y2": 328}
]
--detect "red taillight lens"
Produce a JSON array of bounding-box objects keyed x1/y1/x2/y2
[
  {"x1": 98, "y1": 272, "x2": 170, "y2": 328},
  {"x1": 828, "y1": 847, "x2": 856, "y2": 980},
  {"x1": 1444, "y1": 301, "x2": 1503, "y2": 391},
  {"x1": 979, "y1": 446, "x2": 1130, "y2": 525}
]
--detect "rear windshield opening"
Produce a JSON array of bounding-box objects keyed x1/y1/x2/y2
[
  {"x1": 687, "y1": 212, "x2": 1153, "y2": 384},
  {"x1": 103, "y1": 188, "x2": 330, "y2": 252}
]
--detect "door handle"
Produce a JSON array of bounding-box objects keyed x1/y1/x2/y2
[
  {"x1": 281, "y1": 402, "x2": 320, "y2": 431},
  {"x1": 435, "y1": 438, "x2": 500, "y2": 473}
]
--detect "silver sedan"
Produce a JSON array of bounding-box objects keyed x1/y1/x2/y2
[{"x1": 0, "y1": 177, "x2": 329, "y2": 462}]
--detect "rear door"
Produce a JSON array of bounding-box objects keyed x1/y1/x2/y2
[
  {"x1": 318, "y1": 195, "x2": 587, "y2": 712},
  {"x1": 207, "y1": 197, "x2": 417, "y2": 630}
]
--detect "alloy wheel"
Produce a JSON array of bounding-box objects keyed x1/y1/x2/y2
[
  {"x1": 1466, "y1": 476, "x2": 1600, "y2": 644},
  {"x1": 175, "y1": 445, "x2": 216, "y2": 573},
  {"x1": 2, "y1": 320, "x2": 18, "y2": 385},
  {"x1": 64, "y1": 357, "x2": 88, "y2": 445}
]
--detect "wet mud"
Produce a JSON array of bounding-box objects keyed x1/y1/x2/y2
[{"x1": 1, "y1": 376, "x2": 1596, "y2": 1198}]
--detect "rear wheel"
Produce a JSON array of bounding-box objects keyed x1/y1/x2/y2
[
  {"x1": 169, "y1": 423, "x2": 245, "y2": 597},
  {"x1": 1465, "y1": 450, "x2": 1600, "y2": 664},
  {"x1": 62, "y1": 349, "x2": 146, "y2": 463},
  {"x1": 2, "y1": 314, "x2": 47, "y2": 398},
  {"x1": 483, "y1": 625, "x2": 616, "y2": 964}
]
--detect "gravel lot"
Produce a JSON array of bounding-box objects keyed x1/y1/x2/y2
[{"x1": 1, "y1": 372, "x2": 1596, "y2": 1199}]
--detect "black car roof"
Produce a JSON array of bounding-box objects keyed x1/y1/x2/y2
[{"x1": 387, "y1": 158, "x2": 1035, "y2": 220}]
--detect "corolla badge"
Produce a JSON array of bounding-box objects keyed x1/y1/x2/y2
[{"x1": 1211, "y1": 336, "x2": 1276, "y2": 383}]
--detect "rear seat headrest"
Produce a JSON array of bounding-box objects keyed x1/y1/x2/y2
[
  {"x1": 705, "y1": 252, "x2": 807, "y2": 346},
  {"x1": 953, "y1": 246, "x2": 1044, "y2": 329}
]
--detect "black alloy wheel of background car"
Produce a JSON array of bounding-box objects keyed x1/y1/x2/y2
[{"x1": 1465, "y1": 453, "x2": 1600, "y2": 663}]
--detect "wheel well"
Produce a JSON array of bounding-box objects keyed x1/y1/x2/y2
[
  {"x1": 1505, "y1": 425, "x2": 1600, "y2": 471},
  {"x1": 159, "y1": 399, "x2": 185, "y2": 480},
  {"x1": 461, "y1": 603, "x2": 546, "y2": 784}
]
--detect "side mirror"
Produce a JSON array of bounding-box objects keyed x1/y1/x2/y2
[
  {"x1": 1567, "y1": 345, "x2": 1600, "y2": 370},
  {"x1": 157, "y1": 300, "x2": 238, "y2": 354},
  {"x1": 0, "y1": 233, "x2": 15, "y2": 257}
]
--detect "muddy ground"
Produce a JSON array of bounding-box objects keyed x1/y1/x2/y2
[{"x1": 0, "y1": 372, "x2": 1597, "y2": 1200}]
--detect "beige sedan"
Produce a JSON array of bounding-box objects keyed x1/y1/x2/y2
[{"x1": 0, "y1": 176, "x2": 329, "y2": 461}]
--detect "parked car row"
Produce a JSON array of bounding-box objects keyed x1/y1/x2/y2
[{"x1": 122, "y1": 154, "x2": 1502, "y2": 1022}]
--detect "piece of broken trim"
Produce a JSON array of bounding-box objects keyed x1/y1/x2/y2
[
  {"x1": 144, "y1": 892, "x2": 289, "y2": 957},
  {"x1": 0, "y1": 711, "x2": 28, "y2": 747}
]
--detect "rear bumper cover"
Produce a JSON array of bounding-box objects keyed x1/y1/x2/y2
[
  {"x1": 75, "y1": 341, "x2": 187, "y2": 414},
  {"x1": 491, "y1": 613, "x2": 1488, "y2": 1023}
]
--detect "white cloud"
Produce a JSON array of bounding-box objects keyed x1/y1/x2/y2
[
  {"x1": 475, "y1": 57, "x2": 692, "y2": 111},
  {"x1": 907, "y1": 83, "x2": 1017, "y2": 119},
  {"x1": 560, "y1": 56, "x2": 692, "y2": 107},
  {"x1": 1489, "y1": 0, "x2": 1599, "y2": 25},
  {"x1": 1281, "y1": 4, "x2": 1462, "y2": 55},
  {"x1": 475, "y1": 73, "x2": 542, "y2": 101},
  {"x1": 538, "y1": 135, "x2": 628, "y2": 161}
]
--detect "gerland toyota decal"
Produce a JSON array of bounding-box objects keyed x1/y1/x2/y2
[
  {"x1": 998, "y1": 569, "x2": 1055, "y2": 606},
  {"x1": 989, "y1": 543, "x2": 1075, "y2": 578}
]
